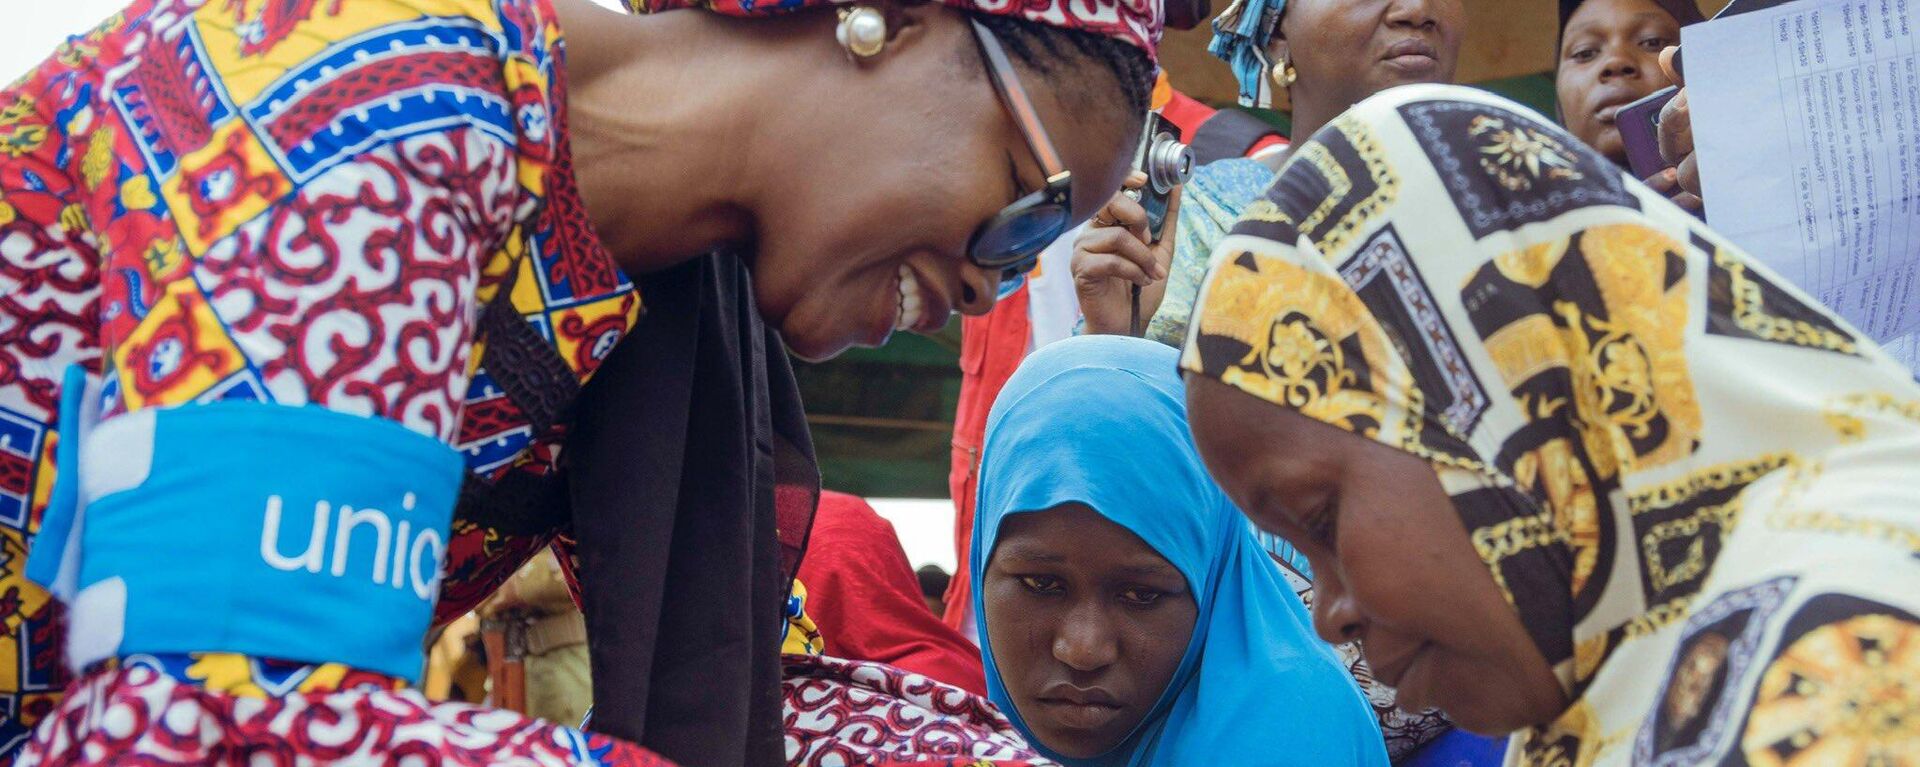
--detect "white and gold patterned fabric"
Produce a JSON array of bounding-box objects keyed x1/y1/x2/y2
[{"x1": 1180, "y1": 84, "x2": 1920, "y2": 767}]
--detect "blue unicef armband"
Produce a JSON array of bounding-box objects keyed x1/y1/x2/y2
[{"x1": 42, "y1": 399, "x2": 462, "y2": 683}]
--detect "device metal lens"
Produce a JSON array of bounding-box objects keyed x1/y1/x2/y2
[{"x1": 1144, "y1": 132, "x2": 1194, "y2": 193}]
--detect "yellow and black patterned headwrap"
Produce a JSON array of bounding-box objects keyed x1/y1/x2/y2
[{"x1": 1181, "y1": 84, "x2": 1920, "y2": 766}]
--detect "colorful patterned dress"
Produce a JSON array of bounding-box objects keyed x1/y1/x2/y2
[
  {"x1": 782, "y1": 654, "x2": 1056, "y2": 767},
  {"x1": 565, "y1": 583, "x2": 1052, "y2": 766},
  {"x1": 779, "y1": 588, "x2": 1052, "y2": 767},
  {"x1": 0, "y1": 0, "x2": 661, "y2": 762}
]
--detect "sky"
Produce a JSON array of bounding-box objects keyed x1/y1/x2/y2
[{"x1": 4, "y1": 3, "x2": 130, "y2": 84}]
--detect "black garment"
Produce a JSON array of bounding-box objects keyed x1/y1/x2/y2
[
  {"x1": 1189, "y1": 109, "x2": 1284, "y2": 166},
  {"x1": 567, "y1": 252, "x2": 819, "y2": 767}
]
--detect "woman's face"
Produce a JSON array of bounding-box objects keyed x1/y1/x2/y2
[
  {"x1": 749, "y1": 10, "x2": 1140, "y2": 361},
  {"x1": 1184, "y1": 377, "x2": 1567, "y2": 735},
  {"x1": 1276, "y1": 0, "x2": 1465, "y2": 115},
  {"x1": 982, "y1": 503, "x2": 1197, "y2": 758},
  {"x1": 1556, "y1": 0, "x2": 1682, "y2": 165}
]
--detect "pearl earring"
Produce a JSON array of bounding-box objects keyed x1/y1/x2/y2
[
  {"x1": 1271, "y1": 59, "x2": 1297, "y2": 88},
  {"x1": 836, "y1": 6, "x2": 887, "y2": 60}
]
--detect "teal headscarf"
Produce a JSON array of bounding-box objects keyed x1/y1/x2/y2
[
  {"x1": 970, "y1": 336, "x2": 1388, "y2": 767},
  {"x1": 1209, "y1": 0, "x2": 1286, "y2": 107}
]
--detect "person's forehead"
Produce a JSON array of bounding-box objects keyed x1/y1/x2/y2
[
  {"x1": 1286, "y1": 0, "x2": 1354, "y2": 18},
  {"x1": 1187, "y1": 380, "x2": 1273, "y2": 471},
  {"x1": 997, "y1": 507, "x2": 1179, "y2": 574},
  {"x1": 1060, "y1": 120, "x2": 1142, "y2": 221},
  {"x1": 1567, "y1": 0, "x2": 1674, "y2": 36},
  {"x1": 1007, "y1": 65, "x2": 1140, "y2": 220}
]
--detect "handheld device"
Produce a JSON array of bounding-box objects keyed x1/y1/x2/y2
[
  {"x1": 1129, "y1": 112, "x2": 1193, "y2": 245},
  {"x1": 1123, "y1": 112, "x2": 1194, "y2": 335},
  {"x1": 1617, "y1": 86, "x2": 1679, "y2": 180}
]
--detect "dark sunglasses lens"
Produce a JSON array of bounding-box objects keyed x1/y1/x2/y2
[{"x1": 973, "y1": 204, "x2": 1067, "y2": 269}]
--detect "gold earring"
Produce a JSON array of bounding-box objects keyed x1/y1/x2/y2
[
  {"x1": 1271, "y1": 60, "x2": 1297, "y2": 88},
  {"x1": 836, "y1": 6, "x2": 887, "y2": 60}
]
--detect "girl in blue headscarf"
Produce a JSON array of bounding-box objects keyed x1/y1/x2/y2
[{"x1": 970, "y1": 335, "x2": 1388, "y2": 766}]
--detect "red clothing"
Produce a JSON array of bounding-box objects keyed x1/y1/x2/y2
[
  {"x1": 799, "y1": 492, "x2": 988, "y2": 696},
  {"x1": 1160, "y1": 89, "x2": 1220, "y2": 139},
  {"x1": 942, "y1": 286, "x2": 1032, "y2": 635}
]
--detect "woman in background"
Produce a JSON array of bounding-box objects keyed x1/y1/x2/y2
[
  {"x1": 973, "y1": 335, "x2": 1388, "y2": 766},
  {"x1": 1554, "y1": 0, "x2": 1702, "y2": 210},
  {"x1": 1183, "y1": 82, "x2": 1920, "y2": 766}
]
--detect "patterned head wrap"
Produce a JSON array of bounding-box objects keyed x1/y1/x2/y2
[
  {"x1": 1208, "y1": 0, "x2": 1284, "y2": 107},
  {"x1": 1182, "y1": 84, "x2": 1920, "y2": 764},
  {"x1": 625, "y1": 0, "x2": 1163, "y2": 60}
]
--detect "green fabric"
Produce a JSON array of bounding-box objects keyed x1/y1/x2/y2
[{"x1": 796, "y1": 319, "x2": 961, "y2": 498}]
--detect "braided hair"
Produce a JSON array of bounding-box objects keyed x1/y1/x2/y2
[{"x1": 965, "y1": 11, "x2": 1156, "y2": 120}]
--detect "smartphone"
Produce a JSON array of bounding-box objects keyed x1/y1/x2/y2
[{"x1": 1617, "y1": 86, "x2": 1679, "y2": 181}]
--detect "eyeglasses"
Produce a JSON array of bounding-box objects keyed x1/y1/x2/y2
[{"x1": 966, "y1": 18, "x2": 1073, "y2": 287}]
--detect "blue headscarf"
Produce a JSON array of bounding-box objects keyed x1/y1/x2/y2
[
  {"x1": 1209, "y1": 0, "x2": 1286, "y2": 108},
  {"x1": 971, "y1": 336, "x2": 1389, "y2": 767}
]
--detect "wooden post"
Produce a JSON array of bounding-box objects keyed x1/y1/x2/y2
[{"x1": 479, "y1": 613, "x2": 529, "y2": 713}]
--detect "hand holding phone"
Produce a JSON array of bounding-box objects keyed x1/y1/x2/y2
[
  {"x1": 1636, "y1": 0, "x2": 1793, "y2": 201},
  {"x1": 1656, "y1": 46, "x2": 1702, "y2": 205},
  {"x1": 1072, "y1": 177, "x2": 1175, "y2": 336},
  {"x1": 1128, "y1": 113, "x2": 1194, "y2": 244},
  {"x1": 1616, "y1": 86, "x2": 1678, "y2": 181}
]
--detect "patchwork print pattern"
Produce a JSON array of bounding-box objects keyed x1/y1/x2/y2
[{"x1": 0, "y1": 0, "x2": 642, "y2": 759}]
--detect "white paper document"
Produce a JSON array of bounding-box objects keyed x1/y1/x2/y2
[{"x1": 1688, "y1": 0, "x2": 1920, "y2": 365}]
